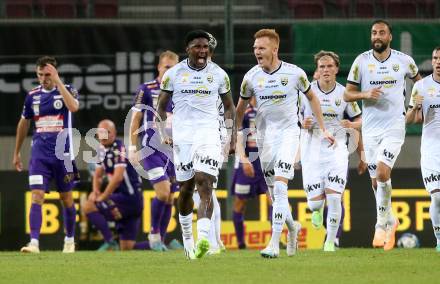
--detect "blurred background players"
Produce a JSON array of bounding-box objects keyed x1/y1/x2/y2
[
  {"x1": 236, "y1": 29, "x2": 334, "y2": 258},
  {"x1": 83, "y1": 120, "x2": 146, "y2": 251},
  {"x1": 345, "y1": 19, "x2": 421, "y2": 250},
  {"x1": 157, "y1": 30, "x2": 236, "y2": 259},
  {"x1": 406, "y1": 46, "x2": 440, "y2": 251},
  {"x1": 232, "y1": 96, "x2": 268, "y2": 250},
  {"x1": 300, "y1": 50, "x2": 364, "y2": 251},
  {"x1": 14, "y1": 56, "x2": 79, "y2": 253},
  {"x1": 129, "y1": 50, "x2": 180, "y2": 251}
]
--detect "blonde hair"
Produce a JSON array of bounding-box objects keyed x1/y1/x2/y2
[
  {"x1": 314, "y1": 50, "x2": 340, "y2": 67},
  {"x1": 254, "y1": 29, "x2": 280, "y2": 47},
  {"x1": 159, "y1": 50, "x2": 179, "y2": 62}
]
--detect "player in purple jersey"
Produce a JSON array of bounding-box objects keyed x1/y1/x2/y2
[
  {"x1": 129, "y1": 51, "x2": 179, "y2": 251},
  {"x1": 232, "y1": 96, "x2": 268, "y2": 249},
  {"x1": 13, "y1": 56, "x2": 79, "y2": 253},
  {"x1": 83, "y1": 120, "x2": 147, "y2": 251}
]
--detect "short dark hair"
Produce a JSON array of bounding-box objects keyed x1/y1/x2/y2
[
  {"x1": 185, "y1": 30, "x2": 210, "y2": 47},
  {"x1": 371, "y1": 19, "x2": 392, "y2": 34},
  {"x1": 36, "y1": 56, "x2": 57, "y2": 68},
  {"x1": 433, "y1": 46, "x2": 440, "y2": 54}
]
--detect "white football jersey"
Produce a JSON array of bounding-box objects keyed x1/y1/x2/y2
[
  {"x1": 347, "y1": 49, "x2": 419, "y2": 136},
  {"x1": 240, "y1": 61, "x2": 310, "y2": 141},
  {"x1": 410, "y1": 74, "x2": 440, "y2": 170},
  {"x1": 300, "y1": 81, "x2": 361, "y2": 161},
  {"x1": 161, "y1": 59, "x2": 230, "y2": 144}
]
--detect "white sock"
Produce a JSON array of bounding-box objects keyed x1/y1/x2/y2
[
  {"x1": 30, "y1": 238, "x2": 39, "y2": 247},
  {"x1": 430, "y1": 192, "x2": 440, "y2": 245},
  {"x1": 197, "y1": 218, "x2": 211, "y2": 240},
  {"x1": 271, "y1": 181, "x2": 289, "y2": 246},
  {"x1": 179, "y1": 213, "x2": 194, "y2": 249},
  {"x1": 64, "y1": 236, "x2": 74, "y2": 243},
  {"x1": 325, "y1": 194, "x2": 342, "y2": 244},
  {"x1": 376, "y1": 180, "x2": 392, "y2": 227},
  {"x1": 307, "y1": 199, "x2": 324, "y2": 212},
  {"x1": 285, "y1": 206, "x2": 296, "y2": 232},
  {"x1": 212, "y1": 191, "x2": 222, "y2": 245}
]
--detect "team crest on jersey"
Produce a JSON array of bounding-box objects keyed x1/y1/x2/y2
[
  {"x1": 180, "y1": 73, "x2": 190, "y2": 83},
  {"x1": 367, "y1": 64, "x2": 375, "y2": 73},
  {"x1": 207, "y1": 74, "x2": 213, "y2": 83},
  {"x1": 257, "y1": 77, "x2": 265, "y2": 88},
  {"x1": 428, "y1": 87, "x2": 436, "y2": 97},
  {"x1": 162, "y1": 76, "x2": 171, "y2": 89},
  {"x1": 32, "y1": 104, "x2": 40, "y2": 115},
  {"x1": 53, "y1": 99, "x2": 63, "y2": 110},
  {"x1": 63, "y1": 173, "x2": 74, "y2": 183},
  {"x1": 392, "y1": 64, "x2": 399, "y2": 72},
  {"x1": 281, "y1": 77, "x2": 288, "y2": 86},
  {"x1": 335, "y1": 99, "x2": 341, "y2": 106}
]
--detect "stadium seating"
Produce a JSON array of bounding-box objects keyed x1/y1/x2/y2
[
  {"x1": 93, "y1": 0, "x2": 118, "y2": 18},
  {"x1": 287, "y1": 0, "x2": 325, "y2": 18},
  {"x1": 384, "y1": 0, "x2": 418, "y2": 18},
  {"x1": 5, "y1": 0, "x2": 33, "y2": 18},
  {"x1": 37, "y1": 0, "x2": 77, "y2": 18}
]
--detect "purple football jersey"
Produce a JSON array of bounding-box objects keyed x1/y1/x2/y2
[
  {"x1": 132, "y1": 79, "x2": 173, "y2": 148},
  {"x1": 21, "y1": 85, "x2": 78, "y2": 160},
  {"x1": 97, "y1": 139, "x2": 142, "y2": 197}
]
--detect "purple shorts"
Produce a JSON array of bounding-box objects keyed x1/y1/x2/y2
[
  {"x1": 96, "y1": 193, "x2": 143, "y2": 241},
  {"x1": 28, "y1": 157, "x2": 76, "y2": 193},
  {"x1": 143, "y1": 150, "x2": 176, "y2": 188},
  {"x1": 231, "y1": 160, "x2": 267, "y2": 199}
]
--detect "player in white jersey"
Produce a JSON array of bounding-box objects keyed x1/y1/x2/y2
[
  {"x1": 344, "y1": 20, "x2": 422, "y2": 251},
  {"x1": 236, "y1": 29, "x2": 334, "y2": 258},
  {"x1": 406, "y1": 46, "x2": 440, "y2": 252},
  {"x1": 192, "y1": 32, "x2": 226, "y2": 255},
  {"x1": 300, "y1": 51, "x2": 364, "y2": 252},
  {"x1": 156, "y1": 30, "x2": 236, "y2": 260}
]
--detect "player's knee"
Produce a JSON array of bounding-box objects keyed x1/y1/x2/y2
[
  {"x1": 233, "y1": 197, "x2": 246, "y2": 213},
  {"x1": 31, "y1": 191, "x2": 45, "y2": 205},
  {"x1": 60, "y1": 193, "x2": 74, "y2": 208},
  {"x1": 83, "y1": 200, "x2": 97, "y2": 214},
  {"x1": 307, "y1": 198, "x2": 324, "y2": 211},
  {"x1": 376, "y1": 164, "x2": 391, "y2": 182}
]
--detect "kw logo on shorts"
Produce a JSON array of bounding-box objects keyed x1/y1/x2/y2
[
  {"x1": 368, "y1": 164, "x2": 377, "y2": 171},
  {"x1": 196, "y1": 155, "x2": 219, "y2": 170},
  {"x1": 328, "y1": 175, "x2": 345, "y2": 185},
  {"x1": 276, "y1": 161, "x2": 292, "y2": 171},
  {"x1": 264, "y1": 169, "x2": 275, "y2": 177},
  {"x1": 177, "y1": 162, "x2": 193, "y2": 171},
  {"x1": 424, "y1": 173, "x2": 440, "y2": 184},
  {"x1": 306, "y1": 183, "x2": 321, "y2": 192},
  {"x1": 382, "y1": 149, "x2": 395, "y2": 160}
]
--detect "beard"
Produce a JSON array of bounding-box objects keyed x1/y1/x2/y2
[{"x1": 372, "y1": 40, "x2": 388, "y2": 53}]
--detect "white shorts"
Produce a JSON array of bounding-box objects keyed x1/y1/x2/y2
[
  {"x1": 302, "y1": 157, "x2": 348, "y2": 199},
  {"x1": 421, "y1": 166, "x2": 440, "y2": 193},
  {"x1": 173, "y1": 143, "x2": 221, "y2": 182},
  {"x1": 257, "y1": 131, "x2": 299, "y2": 187},
  {"x1": 363, "y1": 129, "x2": 405, "y2": 178}
]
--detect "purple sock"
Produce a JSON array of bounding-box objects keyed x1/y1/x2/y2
[
  {"x1": 87, "y1": 211, "x2": 113, "y2": 242},
  {"x1": 30, "y1": 203, "x2": 42, "y2": 240},
  {"x1": 336, "y1": 204, "x2": 345, "y2": 239},
  {"x1": 160, "y1": 204, "x2": 172, "y2": 241},
  {"x1": 323, "y1": 206, "x2": 328, "y2": 229},
  {"x1": 233, "y1": 211, "x2": 245, "y2": 246},
  {"x1": 134, "y1": 241, "x2": 150, "y2": 250},
  {"x1": 63, "y1": 206, "x2": 76, "y2": 238},
  {"x1": 151, "y1": 197, "x2": 166, "y2": 234}
]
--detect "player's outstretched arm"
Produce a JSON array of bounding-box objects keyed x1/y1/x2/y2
[
  {"x1": 96, "y1": 166, "x2": 124, "y2": 202},
  {"x1": 156, "y1": 91, "x2": 173, "y2": 145},
  {"x1": 13, "y1": 117, "x2": 30, "y2": 172},
  {"x1": 344, "y1": 83, "x2": 383, "y2": 102},
  {"x1": 46, "y1": 64, "x2": 79, "y2": 112},
  {"x1": 221, "y1": 91, "x2": 237, "y2": 154}
]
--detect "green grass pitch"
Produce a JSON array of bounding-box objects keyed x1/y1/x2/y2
[{"x1": 0, "y1": 249, "x2": 438, "y2": 283}]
